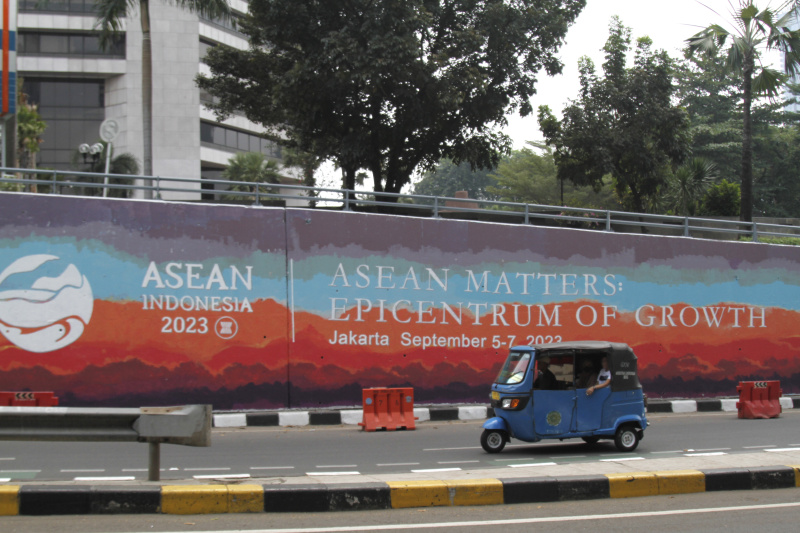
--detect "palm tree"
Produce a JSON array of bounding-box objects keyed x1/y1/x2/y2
[
  {"x1": 222, "y1": 151, "x2": 282, "y2": 201},
  {"x1": 687, "y1": 1, "x2": 800, "y2": 222},
  {"x1": 668, "y1": 158, "x2": 717, "y2": 216},
  {"x1": 95, "y1": 0, "x2": 231, "y2": 197}
]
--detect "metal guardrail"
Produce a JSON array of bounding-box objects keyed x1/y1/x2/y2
[
  {"x1": 0, "y1": 404, "x2": 212, "y2": 481},
  {"x1": 3, "y1": 167, "x2": 800, "y2": 243}
]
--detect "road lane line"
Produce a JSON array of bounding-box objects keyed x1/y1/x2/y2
[
  {"x1": 437, "y1": 460, "x2": 480, "y2": 464},
  {"x1": 193, "y1": 474, "x2": 251, "y2": 480},
  {"x1": 184, "y1": 467, "x2": 231, "y2": 472},
  {"x1": 306, "y1": 471, "x2": 360, "y2": 476},
  {"x1": 651, "y1": 450, "x2": 684, "y2": 454},
  {"x1": 75, "y1": 476, "x2": 135, "y2": 481},
  {"x1": 743, "y1": 445, "x2": 776, "y2": 449},
  {"x1": 695, "y1": 448, "x2": 731, "y2": 451},
  {"x1": 0, "y1": 458, "x2": 14, "y2": 460},
  {"x1": 684, "y1": 452, "x2": 727, "y2": 456},
  {"x1": 376, "y1": 463, "x2": 420, "y2": 467},
  {"x1": 599, "y1": 457, "x2": 644, "y2": 462},
  {"x1": 60, "y1": 469, "x2": 105, "y2": 473},
  {"x1": 250, "y1": 466, "x2": 295, "y2": 470},
  {"x1": 509, "y1": 462, "x2": 557, "y2": 468},
  {"x1": 765, "y1": 447, "x2": 800, "y2": 452},
  {"x1": 410, "y1": 467, "x2": 462, "y2": 473},
  {"x1": 142, "y1": 501, "x2": 800, "y2": 532},
  {"x1": 554, "y1": 455, "x2": 586, "y2": 459},
  {"x1": 122, "y1": 469, "x2": 149, "y2": 472},
  {"x1": 316, "y1": 465, "x2": 358, "y2": 468}
]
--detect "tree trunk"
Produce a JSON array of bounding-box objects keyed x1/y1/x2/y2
[
  {"x1": 141, "y1": 0, "x2": 154, "y2": 198},
  {"x1": 740, "y1": 54, "x2": 754, "y2": 223}
]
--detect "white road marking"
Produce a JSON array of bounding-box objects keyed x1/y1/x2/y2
[
  {"x1": 684, "y1": 452, "x2": 727, "y2": 457},
  {"x1": 193, "y1": 474, "x2": 251, "y2": 480},
  {"x1": 764, "y1": 447, "x2": 800, "y2": 452},
  {"x1": 376, "y1": 463, "x2": 420, "y2": 467},
  {"x1": 695, "y1": 448, "x2": 731, "y2": 452},
  {"x1": 509, "y1": 462, "x2": 557, "y2": 468},
  {"x1": 122, "y1": 469, "x2": 149, "y2": 472},
  {"x1": 599, "y1": 457, "x2": 644, "y2": 462},
  {"x1": 250, "y1": 466, "x2": 295, "y2": 470},
  {"x1": 650, "y1": 450, "x2": 684, "y2": 454},
  {"x1": 0, "y1": 478, "x2": 9, "y2": 482},
  {"x1": 555, "y1": 455, "x2": 587, "y2": 459},
  {"x1": 423, "y1": 446, "x2": 482, "y2": 451},
  {"x1": 306, "y1": 471, "x2": 360, "y2": 476},
  {"x1": 437, "y1": 460, "x2": 480, "y2": 464},
  {"x1": 60, "y1": 469, "x2": 105, "y2": 473},
  {"x1": 0, "y1": 470, "x2": 41, "y2": 473},
  {"x1": 75, "y1": 476, "x2": 135, "y2": 481},
  {"x1": 0, "y1": 458, "x2": 14, "y2": 461},
  {"x1": 132, "y1": 501, "x2": 800, "y2": 532},
  {"x1": 316, "y1": 465, "x2": 357, "y2": 468},
  {"x1": 410, "y1": 467, "x2": 462, "y2": 473},
  {"x1": 743, "y1": 445, "x2": 776, "y2": 449},
  {"x1": 184, "y1": 467, "x2": 231, "y2": 472}
]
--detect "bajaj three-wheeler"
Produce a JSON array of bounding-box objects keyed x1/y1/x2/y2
[{"x1": 481, "y1": 341, "x2": 647, "y2": 453}]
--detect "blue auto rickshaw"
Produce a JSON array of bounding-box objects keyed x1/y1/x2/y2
[{"x1": 481, "y1": 341, "x2": 647, "y2": 453}]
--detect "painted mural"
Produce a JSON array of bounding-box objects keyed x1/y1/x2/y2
[{"x1": 1, "y1": 193, "x2": 799, "y2": 408}]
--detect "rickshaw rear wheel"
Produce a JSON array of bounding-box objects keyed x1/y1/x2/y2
[
  {"x1": 582, "y1": 436, "x2": 600, "y2": 445},
  {"x1": 481, "y1": 429, "x2": 507, "y2": 453},
  {"x1": 614, "y1": 425, "x2": 640, "y2": 452}
]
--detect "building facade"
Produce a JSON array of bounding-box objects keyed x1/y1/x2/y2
[{"x1": 16, "y1": 0, "x2": 292, "y2": 201}]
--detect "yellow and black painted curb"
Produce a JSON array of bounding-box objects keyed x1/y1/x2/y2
[{"x1": 2, "y1": 465, "x2": 799, "y2": 516}]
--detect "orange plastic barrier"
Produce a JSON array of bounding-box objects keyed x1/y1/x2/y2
[
  {"x1": 736, "y1": 381, "x2": 781, "y2": 419},
  {"x1": 0, "y1": 391, "x2": 59, "y2": 407},
  {"x1": 359, "y1": 387, "x2": 416, "y2": 431}
]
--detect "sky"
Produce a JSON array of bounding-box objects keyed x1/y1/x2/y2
[{"x1": 505, "y1": 0, "x2": 789, "y2": 149}]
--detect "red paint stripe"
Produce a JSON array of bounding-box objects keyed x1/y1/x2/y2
[
  {"x1": 2, "y1": 0, "x2": 9, "y2": 115},
  {"x1": 2, "y1": 0, "x2": 10, "y2": 115}
]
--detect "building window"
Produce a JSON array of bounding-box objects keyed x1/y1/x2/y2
[
  {"x1": 18, "y1": 31, "x2": 125, "y2": 59},
  {"x1": 23, "y1": 78, "x2": 105, "y2": 170},
  {"x1": 199, "y1": 12, "x2": 248, "y2": 39},
  {"x1": 200, "y1": 121, "x2": 281, "y2": 159},
  {"x1": 19, "y1": 0, "x2": 99, "y2": 15}
]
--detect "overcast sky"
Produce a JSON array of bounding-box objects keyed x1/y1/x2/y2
[{"x1": 505, "y1": 0, "x2": 790, "y2": 149}]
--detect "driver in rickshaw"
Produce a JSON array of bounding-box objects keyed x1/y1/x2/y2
[{"x1": 533, "y1": 356, "x2": 557, "y2": 390}]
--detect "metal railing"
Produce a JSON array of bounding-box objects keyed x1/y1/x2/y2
[
  {"x1": 0, "y1": 404, "x2": 212, "y2": 481},
  {"x1": 3, "y1": 167, "x2": 800, "y2": 243}
]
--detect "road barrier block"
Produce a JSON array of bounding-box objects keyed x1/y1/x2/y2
[
  {"x1": 655, "y1": 470, "x2": 705, "y2": 495},
  {"x1": 606, "y1": 473, "x2": 659, "y2": 498},
  {"x1": 359, "y1": 388, "x2": 416, "y2": 431},
  {"x1": 445, "y1": 479, "x2": 504, "y2": 506},
  {"x1": 0, "y1": 486, "x2": 19, "y2": 516},
  {"x1": 161, "y1": 486, "x2": 229, "y2": 514},
  {"x1": 736, "y1": 381, "x2": 782, "y2": 419},
  {"x1": 791, "y1": 465, "x2": 800, "y2": 487},
  {"x1": 0, "y1": 391, "x2": 59, "y2": 406},
  {"x1": 387, "y1": 480, "x2": 449, "y2": 508}
]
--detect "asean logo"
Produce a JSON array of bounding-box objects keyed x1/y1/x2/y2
[
  {"x1": 546, "y1": 410, "x2": 562, "y2": 427},
  {"x1": 0, "y1": 255, "x2": 93, "y2": 353}
]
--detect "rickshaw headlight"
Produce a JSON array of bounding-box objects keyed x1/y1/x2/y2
[{"x1": 501, "y1": 398, "x2": 520, "y2": 409}]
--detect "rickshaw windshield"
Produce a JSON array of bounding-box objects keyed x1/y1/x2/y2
[{"x1": 495, "y1": 351, "x2": 531, "y2": 384}]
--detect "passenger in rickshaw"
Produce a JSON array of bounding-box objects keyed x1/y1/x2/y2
[
  {"x1": 586, "y1": 356, "x2": 611, "y2": 396},
  {"x1": 533, "y1": 356, "x2": 557, "y2": 390},
  {"x1": 575, "y1": 359, "x2": 597, "y2": 389}
]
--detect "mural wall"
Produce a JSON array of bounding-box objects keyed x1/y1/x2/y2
[{"x1": 1, "y1": 193, "x2": 799, "y2": 408}]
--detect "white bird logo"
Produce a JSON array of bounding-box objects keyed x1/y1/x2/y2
[{"x1": 0, "y1": 255, "x2": 94, "y2": 353}]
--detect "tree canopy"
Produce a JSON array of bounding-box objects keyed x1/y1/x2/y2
[
  {"x1": 413, "y1": 159, "x2": 499, "y2": 201},
  {"x1": 687, "y1": 0, "x2": 800, "y2": 222},
  {"x1": 198, "y1": 0, "x2": 586, "y2": 196},
  {"x1": 538, "y1": 17, "x2": 691, "y2": 214}
]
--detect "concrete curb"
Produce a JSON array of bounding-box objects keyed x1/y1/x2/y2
[
  {"x1": 2, "y1": 466, "x2": 798, "y2": 515},
  {"x1": 212, "y1": 397, "x2": 800, "y2": 428}
]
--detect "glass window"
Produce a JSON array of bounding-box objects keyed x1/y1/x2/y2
[
  {"x1": 225, "y1": 128, "x2": 237, "y2": 149},
  {"x1": 40, "y1": 34, "x2": 69, "y2": 54},
  {"x1": 200, "y1": 122, "x2": 214, "y2": 143},
  {"x1": 495, "y1": 351, "x2": 531, "y2": 385},
  {"x1": 249, "y1": 135, "x2": 260, "y2": 153},
  {"x1": 212, "y1": 125, "x2": 225, "y2": 145}
]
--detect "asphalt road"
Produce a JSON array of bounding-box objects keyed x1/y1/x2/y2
[
  {"x1": 3, "y1": 488, "x2": 799, "y2": 532},
  {"x1": 1, "y1": 410, "x2": 799, "y2": 482}
]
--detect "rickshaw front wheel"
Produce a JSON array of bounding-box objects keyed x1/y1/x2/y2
[
  {"x1": 481, "y1": 429, "x2": 507, "y2": 453},
  {"x1": 614, "y1": 425, "x2": 640, "y2": 452}
]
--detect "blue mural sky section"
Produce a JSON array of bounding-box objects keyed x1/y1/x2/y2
[
  {"x1": 0, "y1": 239, "x2": 287, "y2": 302},
  {"x1": 291, "y1": 264, "x2": 800, "y2": 316}
]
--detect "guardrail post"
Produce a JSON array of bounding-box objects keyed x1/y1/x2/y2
[
  {"x1": 683, "y1": 217, "x2": 690, "y2": 237},
  {"x1": 752, "y1": 222, "x2": 759, "y2": 243},
  {"x1": 343, "y1": 190, "x2": 351, "y2": 211},
  {"x1": 524, "y1": 204, "x2": 529, "y2": 225},
  {"x1": 433, "y1": 197, "x2": 440, "y2": 218},
  {"x1": 255, "y1": 185, "x2": 261, "y2": 206},
  {"x1": 148, "y1": 441, "x2": 161, "y2": 481},
  {"x1": 605, "y1": 210, "x2": 612, "y2": 232},
  {"x1": 155, "y1": 177, "x2": 162, "y2": 200},
  {"x1": 52, "y1": 170, "x2": 59, "y2": 195}
]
